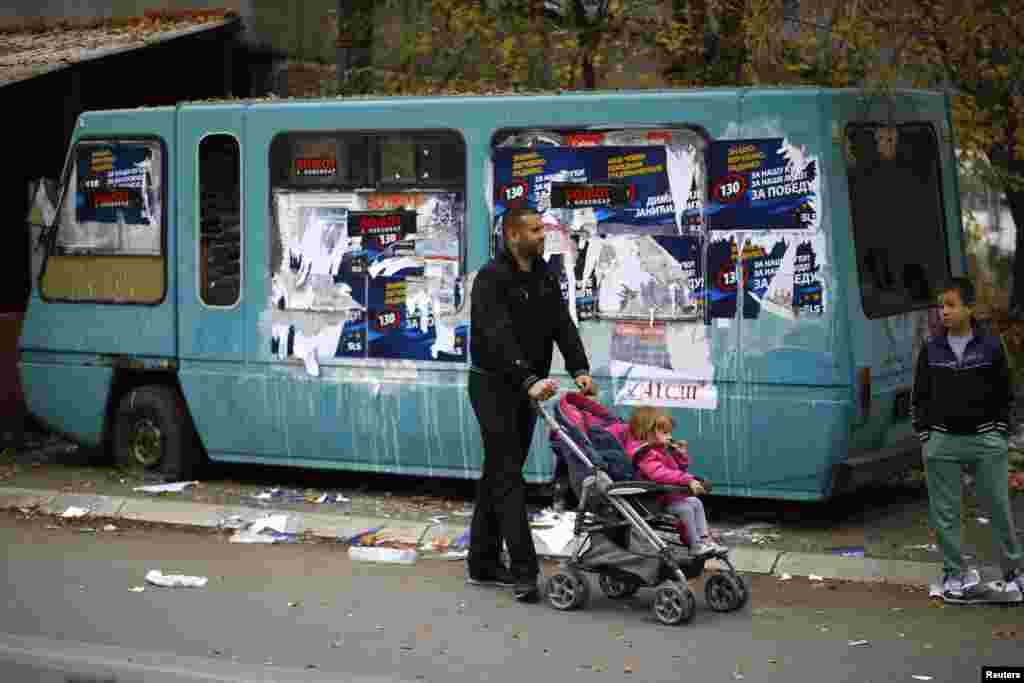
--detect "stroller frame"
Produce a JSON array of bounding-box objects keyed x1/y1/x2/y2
[{"x1": 537, "y1": 396, "x2": 749, "y2": 625}]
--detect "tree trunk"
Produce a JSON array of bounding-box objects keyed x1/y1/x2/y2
[
  {"x1": 581, "y1": 52, "x2": 596, "y2": 89},
  {"x1": 1008, "y1": 176, "x2": 1024, "y2": 317}
]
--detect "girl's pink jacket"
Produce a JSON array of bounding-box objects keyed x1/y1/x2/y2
[{"x1": 622, "y1": 434, "x2": 695, "y2": 506}]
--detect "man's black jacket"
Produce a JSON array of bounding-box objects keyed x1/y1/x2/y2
[
  {"x1": 911, "y1": 324, "x2": 1014, "y2": 442},
  {"x1": 469, "y1": 249, "x2": 589, "y2": 394}
]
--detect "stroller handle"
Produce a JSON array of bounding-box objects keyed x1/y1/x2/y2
[{"x1": 534, "y1": 396, "x2": 597, "y2": 472}]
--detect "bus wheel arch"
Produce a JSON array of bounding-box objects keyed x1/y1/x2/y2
[{"x1": 106, "y1": 375, "x2": 203, "y2": 480}]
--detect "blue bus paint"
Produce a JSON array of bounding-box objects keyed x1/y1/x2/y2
[{"x1": 19, "y1": 88, "x2": 963, "y2": 500}]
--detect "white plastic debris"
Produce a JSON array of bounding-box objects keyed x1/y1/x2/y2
[
  {"x1": 229, "y1": 514, "x2": 301, "y2": 544},
  {"x1": 977, "y1": 517, "x2": 990, "y2": 525},
  {"x1": 808, "y1": 574, "x2": 825, "y2": 582},
  {"x1": 848, "y1": 640, "x2": 869, "y2": 647},
  {"x1": 348, "y1": 546, "x2": 417, "y2": 565},
  {"x1": 912, "y1": 676, "x2": 933, "y2": 681},
  {"x1": 130, "y1": 586, "x2": 145, "y2": 593},
  {"x1": 249, "y1": 514, "x2": 297, "y2": 535},
  {"x1": 442, "y1": 550, "x2": 469, "y2": 561},
  {"x1": 778, "y1": 573, "x2": 793, "y2": 581},
  {"x1": 61, "y1": 506, "x2": 89, "y2": 518},
  {"x1": 906, "y1": 544, "x2": 939, "y2": 552},
  {"x1": 103, "y1": 524, "x2": 118, "y2": 532},
  {"x1": 145, "y1": 570, "x2": 208, "y2": 588},
  {"x1": 133, "y1": 481, "x2": 198, "y2": 493}
]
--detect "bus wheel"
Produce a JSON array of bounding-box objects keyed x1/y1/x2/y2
[{"x1": 113, "y1": 385, "x2": 199, "y2": 481}]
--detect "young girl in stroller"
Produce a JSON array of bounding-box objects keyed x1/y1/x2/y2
[
  {"x1": 623, "y1": 406, "x2": 728, "y2": 558},
  {"x1": 541, "y1": 392, "x2": 747, "y2": 624}
]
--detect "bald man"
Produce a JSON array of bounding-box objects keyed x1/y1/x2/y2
[{"x1": 467, "y1": 207, "x2": 595, "y2": 603}]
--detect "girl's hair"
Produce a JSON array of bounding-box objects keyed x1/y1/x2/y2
[{"x1": 629, "y1": 406, "x2": 674, "y2": 442}]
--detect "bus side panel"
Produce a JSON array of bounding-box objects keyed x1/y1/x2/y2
[
  {"x1": 19, "y1": 352, "x2": 112, "y2": 445},
  {"x1": 18, "y1": 109, "x2": 177, "y2": 447},
  {"x1": 716, "y1": 91, "x2": 849, "y2": 499},
  {"x1": 833, "y1": 91, "x2": 959, "y2": 456},
  {"x1": 234, "y1": 104, "x2": 484, "y2": 477}
]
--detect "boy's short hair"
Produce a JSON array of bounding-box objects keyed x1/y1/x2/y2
[
  {"x1": 938, "y1": 276, "x2": 976, "y2": 306},
  {"x1": 628, "y1": 406, "x2": 674, "y2": 442}
]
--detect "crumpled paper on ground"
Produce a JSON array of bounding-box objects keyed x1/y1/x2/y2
[{"x1": 145, "y1": 570, "x2": 208, "y2": 588}]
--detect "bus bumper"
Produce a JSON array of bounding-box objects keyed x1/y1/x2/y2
[{"x1": 830, "y1": 435, "x2": 923, "y2": 496}]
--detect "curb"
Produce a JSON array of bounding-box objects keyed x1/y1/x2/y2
[{"x1": 0, "y1": 486, "x2": 946, "y2": 585}]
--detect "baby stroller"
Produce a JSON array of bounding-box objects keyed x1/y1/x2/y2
[{"x1": 538, "y1": 392, "x2": 748, "y2": 625}]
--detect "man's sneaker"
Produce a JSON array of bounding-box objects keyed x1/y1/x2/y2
[
  {"x1": 466, "y1": 565, "x2": 516, "y2": 588},
  {"x1": 513, "y1": 581, "x2": 540, "y2": 603}
]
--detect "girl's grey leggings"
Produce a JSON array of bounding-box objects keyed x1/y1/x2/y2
[{"x1": 667, "y1": 496, "x2": 709, "y2": 546}]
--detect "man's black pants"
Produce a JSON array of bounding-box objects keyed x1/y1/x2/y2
[{"x1": 467, "y1": 371, "x2": 539, "y2": 582}]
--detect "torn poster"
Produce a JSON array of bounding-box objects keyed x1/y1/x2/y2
[
  {"x1": 57, "y1": 142, "x2": 162, "y2": 255},
  {"x1": 706, "y1": 138, "x2": 820, "y2": 232}
]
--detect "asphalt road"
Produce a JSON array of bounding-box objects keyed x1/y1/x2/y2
[{"x1": 0, "y1": 513, "x2": 1020, "y2": 683}]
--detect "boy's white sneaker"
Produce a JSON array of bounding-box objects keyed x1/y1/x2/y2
[{"x1": 1005, "y1": 570, "x2": 1024, "y2": 600}]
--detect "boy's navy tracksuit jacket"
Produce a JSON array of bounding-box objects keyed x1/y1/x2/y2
[{"x1": 911, "y1": 324, "x2": 1014, "y2": 443}]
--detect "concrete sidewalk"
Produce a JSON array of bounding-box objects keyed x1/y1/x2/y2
[{"x1": 0, "y1": 485, "x2": 950, "y2": 586}]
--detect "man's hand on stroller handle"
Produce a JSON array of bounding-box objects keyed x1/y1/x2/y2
[
  {"x1": 528, "y1": 379, "x2": 559, "y2": 402},
  {"x1": 574, "y1": 374, "x2": 597, "y2": 396}
]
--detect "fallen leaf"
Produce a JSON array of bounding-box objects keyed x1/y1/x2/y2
[
  {"x1": 415, "y1": 624, "x2": 433, "y2": 641},
  {"x1": 993, "y1": 626, "x2": 1021, "y2": 640}
]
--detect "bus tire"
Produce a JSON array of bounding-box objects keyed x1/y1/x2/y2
[{"x1": 113, "y1": 385, "x2": 199, "y2": 481}]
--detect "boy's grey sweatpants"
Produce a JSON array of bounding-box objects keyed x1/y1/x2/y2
[
  {"x1": 924, "y1": 430, "x2": 1023, "y2": 577},
  {"x1": 667, "y1": 496, "x2": 709, "y2": 547}
]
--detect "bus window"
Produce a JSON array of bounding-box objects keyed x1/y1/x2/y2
[
  {"x1": 847, "y1": 123, "x2": 949, "y2": 318},
  {"x1": 267, "y1": 131, "x2": 467, "y2": 366},
  {"x1": 199, "y1": 134, "x2": 241, "y2": 307},
  {"x1": 491, "y1": 127, "x2": 706, "y2": 323},
  {"x1": 41, "y1": 139, "x2": 165, "y2": 304}
]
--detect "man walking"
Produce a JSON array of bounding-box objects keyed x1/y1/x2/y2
[
  {"x1": 468, "y1": 208, "x2": 595, "y2": 603},
  {"x1": 912, "y1": 276, "x2": 1024, "y2": 603}
]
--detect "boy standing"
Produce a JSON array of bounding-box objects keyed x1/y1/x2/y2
[{"x1": 912, "y1": 277, "x2": 1024, "y2": 603}]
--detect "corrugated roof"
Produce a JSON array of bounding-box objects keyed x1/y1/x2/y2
[{"x1": 0, "y1": 12, "x2": 240, "y2": 88}]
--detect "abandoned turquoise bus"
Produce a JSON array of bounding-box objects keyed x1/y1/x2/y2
[{"x1": 18, "y1": 87, "x2": 965, "y2": 501}]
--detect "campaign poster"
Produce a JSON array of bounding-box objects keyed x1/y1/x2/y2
[
  {"x1": 492, "y1": 145, "x2": 701, "y2": 236},
  {"x1": 609, "y1": 321, "x2": 718, "y2": 411},
  {"x1": 269, "y1": 190, "x2": 467, "y2": 371},
  {"x1": 75, "y1": 144, "x2": 158, "y2": 226},
  {"x1": 705, "y1": 235, "x2": 739, "y2": 320},
  {"x1": 739, "y1": 235, "x2": 789, "y2": 319},
  {"x1": 491, "y1": 143, "x2": 706, "y2": 323},
  {"x1": 706, "y1": 139, "x2": 819, "y2": 231},
  {"x1": 792, "y1": 239, "x2": 824, "y2": 315}
]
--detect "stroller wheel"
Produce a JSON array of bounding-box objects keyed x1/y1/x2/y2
[
  {"x1": 652, "y1": 581, "x2": 696, "y2": 626},
  {"x1": 705, "y1": 572, "x2": 749, "y2": 612},
  {"x1": 599, "y1": 573, "x2": 641, "y2": 599},
  {"x1": 545, "y1": 570, "x2": 589, "y2": 611}
]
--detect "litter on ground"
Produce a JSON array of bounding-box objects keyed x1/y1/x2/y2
[
  {"x1": 145, "y1": 570, "x2": 208, "y2": 588},
  {"x1": 61, "y1": 506, "x2": 89, "y2": 519},
  {"x1": 133, "y1": 481, "x2": 198, "y2": 494},
  {"x1": 228, "y1": 514, "x2": 301, "y2": 544},
  {"x1": 348, "y1": 546, "x2": 417, "y2": 564}
]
